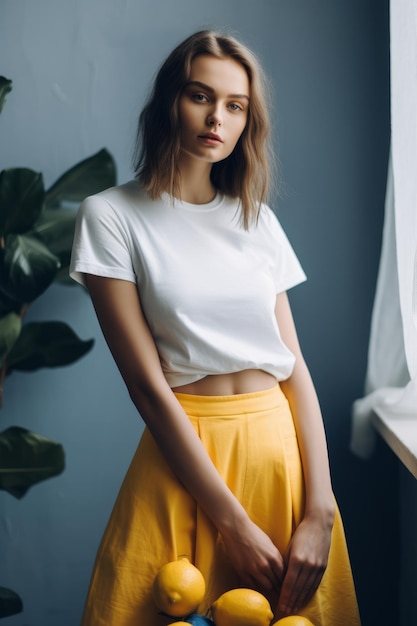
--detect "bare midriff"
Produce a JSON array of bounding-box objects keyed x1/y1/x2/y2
[{"x1": 172, "y1": 369, "x2": 277, "y2": 396}]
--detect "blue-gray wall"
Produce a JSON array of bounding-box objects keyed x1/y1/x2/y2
[{"x1": 0, "y1": 2, "x2": 394, "y2": 625}]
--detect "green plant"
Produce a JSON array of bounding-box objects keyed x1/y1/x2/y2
[{"x1": 0, "y1": 76, "x2": 117, "y2": 618}]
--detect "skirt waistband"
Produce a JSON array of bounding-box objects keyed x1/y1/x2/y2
[{"x1": 174, "y1": 383, "x2": 288, "y2": 417}]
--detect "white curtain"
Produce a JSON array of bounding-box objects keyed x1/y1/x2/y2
[{"x1": 351, "y1": 0, "x2": 417, "y2": 458}]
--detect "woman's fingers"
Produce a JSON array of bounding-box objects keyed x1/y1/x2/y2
[
  {"x1": 236, "y1": 549, "x2": 283, "y2": 591},
  {"x1": 279, "y1": 556, "x2": 326, "y2": 614},
  {"x1": 278, "y1": 517, "x2": 330, "y2": 614},
  {"x1": 252, "y1": 555, "x2": 284, "y2": 591},
  {"x1": 221, "y1": 518, "x2": 284, "y2": 595}
]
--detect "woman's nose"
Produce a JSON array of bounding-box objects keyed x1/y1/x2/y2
[{"x1": 206, "y1": 107, "x2": 222, "y2": 127}]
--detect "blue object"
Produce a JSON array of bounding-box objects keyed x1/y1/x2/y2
[{"x1": 184, "y1": 613, "x2": 215, "y2": 626}]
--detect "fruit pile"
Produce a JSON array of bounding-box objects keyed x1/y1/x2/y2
[{"x1": 152, "y1": 558, "x2": 315, "y2": 626}]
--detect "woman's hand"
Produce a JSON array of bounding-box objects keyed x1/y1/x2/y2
[
  {"x1": 220, "y1": 515, "x2": 285, "y2": 596},
  {"x1": 278, "y1": 511, "x2": 333, "y2": 615}
]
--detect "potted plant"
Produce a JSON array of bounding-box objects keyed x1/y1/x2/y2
[{"x1": 0, "y1": 76, "x2": 117, "y2": 618}]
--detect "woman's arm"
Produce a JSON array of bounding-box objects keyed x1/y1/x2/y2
[
  {"x1": 84, "y1": 274, "x2": 285, "y2": 591},
  {"x1": 275, "y1": 291, "x2": 335, "y2": 615}
]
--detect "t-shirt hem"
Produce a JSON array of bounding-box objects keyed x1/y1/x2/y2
[
  {"x1": 275, "y1": 271, "x2": 307, "y2": 294},
  {"x1": 69, "y1": 263, "x2": 136, "y2": 287}
]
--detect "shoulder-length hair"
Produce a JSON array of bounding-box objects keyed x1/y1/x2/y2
[{"x1": 133, "y1": 30, "x2": 275, "y2": 229}]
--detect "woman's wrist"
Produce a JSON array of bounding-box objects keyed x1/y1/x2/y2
[
  {"x1": 212, "y1": 500, "x2": 250, "y2": 537},
  {"x1": 304, "y1": 499, "x2": 335, "y2": 528}
]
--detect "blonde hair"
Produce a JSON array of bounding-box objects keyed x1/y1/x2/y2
[{"x1": 134, "y1": 30, "x2": 275, "y2": 229}]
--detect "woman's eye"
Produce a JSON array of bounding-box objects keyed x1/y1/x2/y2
[
  {"x1": 228, "y1": 103, "x2": 243, "y2": 112},
  {"x1": 192, "y1": 93, "x2": 208, "y2": 103}
]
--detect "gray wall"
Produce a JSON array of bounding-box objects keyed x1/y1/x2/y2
[{"x1": 0, "y1": 1, "x2": 394, "y2": 625}]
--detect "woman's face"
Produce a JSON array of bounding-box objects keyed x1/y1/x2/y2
[{"x1": 178, "y1": 54, "x2": 250, "y2": 166}]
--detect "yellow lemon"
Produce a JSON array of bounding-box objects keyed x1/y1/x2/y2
[
  {"x1": 211, "y1": 588, "x2": 273, "y2": 626},
  {"x1": 152, "y1": 557, "x2": 206, "y2": 617},
  {"x1": 275, "y1": 617, "x2": 315, "y2": 626}
]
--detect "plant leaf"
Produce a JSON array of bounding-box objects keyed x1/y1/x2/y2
[
  {"x1": 0, "y1": 426, "x2": 65, "y2": 498},
  {"x1": 45, "y1": 148, "x2": 116, "y2": 208},
  {"x1": 0, "y1": 586, "x2": 23, "y2": 618},
  {"x1": 30, "y1": 207, "x2": 77, "y2": 280},
  {"x1": 0, "y1": 313, "x2": 22, "y2": 361},
  {"x1": 0, "y1": 234, "x2": 60, "y2": 304},
  {"x1": 0, "y1": 76, "x2": 13, "y2": 114},
  {"x1": 53, "y1": 264, "x2": 78, "y2": 286},
  {"x1": 0, "y1": 168, "x2": 45, "y2": 237},
  {"x1": 0, "y1": 281, "x2": 22, "y2": 320},
  {"x1": 32, "y1": 207, "x2": 77, "y2": 256},
  {"x1": 6, "y1": 321, "x2": 94, "y2": 373}
]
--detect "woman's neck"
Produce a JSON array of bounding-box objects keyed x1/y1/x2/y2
[{"x1": 176, "y1": 156, "x2": 216, "y2": 204}]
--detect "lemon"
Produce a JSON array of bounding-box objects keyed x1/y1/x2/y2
[
  {"x1": 211, "y1": 588, "x2": 273, "y2": 626},
  {"x1": 152, "y1": 557, "x2": 206, "y2": 617},
  {"x1": 275, "y1": 617, "x2": 315, "y2": 626}
]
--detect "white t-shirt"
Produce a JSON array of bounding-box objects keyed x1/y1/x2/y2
[{"x1": 70, "y1": 180, "x2": 306, "y2": 387}]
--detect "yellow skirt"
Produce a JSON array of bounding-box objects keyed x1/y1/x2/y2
[{"x1": 80, "y1": 385, "x2": 361, "y2": 626}]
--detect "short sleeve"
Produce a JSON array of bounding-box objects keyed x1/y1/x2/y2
[
  {"x1": 69, "y1": 194, "x2": 136, "y2": 287},
  {"x1": 262, "y1": 206, "x2": 307, "y2": 293}
]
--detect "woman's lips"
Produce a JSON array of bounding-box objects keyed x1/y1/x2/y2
[{"x1": 198, "y1": 132, "x2": 223, "y2": 144}]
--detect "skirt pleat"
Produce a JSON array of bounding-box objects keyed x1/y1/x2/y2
[{"x1": 80, "y1": 384, "x2": 361, "y2": 626}]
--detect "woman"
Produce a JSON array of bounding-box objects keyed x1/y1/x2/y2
[{"x1": 70, "y1": 29, "x2": 361, "y2": 626}]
